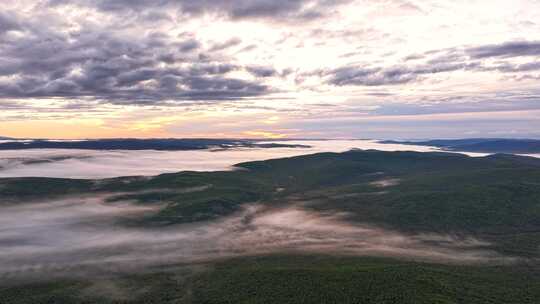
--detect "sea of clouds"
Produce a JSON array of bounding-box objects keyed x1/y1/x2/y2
[
  {"x1": 0, "y1": 140, "x2": 441, "y2": 179},
  {"x1": 0, "y1": 192, "x2": 512, "y2": 281}
]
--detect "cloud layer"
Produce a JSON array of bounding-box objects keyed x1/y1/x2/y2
[
  {"x1": 1, "y1": 0, "x2": 540, "y2": 138},
  {"x1": 0, "y1": 195, "x2": 512, "y2": 281},
  {"x1": 0, "y1": 140, "x2": 439, "y2": 178}
]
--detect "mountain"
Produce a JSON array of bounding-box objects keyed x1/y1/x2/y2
[
  {"x1": 1, "y1": 150, "x2": 540, "y2": 303},
  {"x1": 381, "y1": 138, "x2": 540, "y2": 154}
]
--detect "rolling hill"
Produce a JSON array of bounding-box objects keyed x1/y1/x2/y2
[{"x1": 1, "y1": 150, "x2": 540, "y2": 303}]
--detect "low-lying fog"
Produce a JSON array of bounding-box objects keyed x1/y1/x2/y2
[
  {"x1": 0, "y1": 193, "x2": 514, "y2": 281},
  {"x1": 0, "y1": 140, "x2": 440, "y2": 179}
]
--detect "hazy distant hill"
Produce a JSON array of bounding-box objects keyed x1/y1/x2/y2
[
  {"x1": 0, "y1": 138, "x2": 309, "y2": 150},
  {"x1": 381, "y1": 138, "x2": 540, "y2": 154}
]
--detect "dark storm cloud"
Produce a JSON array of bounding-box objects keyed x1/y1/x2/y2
[{"x1": 467, "y1": 41, "x2": 540, "y2": 58}]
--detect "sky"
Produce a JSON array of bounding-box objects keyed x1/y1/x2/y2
[{"x1": 1, "y1": 0, "x2": 540, "y2": 139}]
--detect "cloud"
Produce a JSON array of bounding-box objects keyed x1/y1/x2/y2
[
  {"x1": 327, "y1": 66, "x2": 419, "y2": 86},
  {"x1": 246, "y1": 66, "x2": 278, "y2": 78},
  {"x1": 372, "y1": 98, "x2": 540, "y2": 116},
  {"x1": 209, "y1": 37, "x2": 242, "y2": 52},
  {"x1": 325, "y1": 61, "x2": 477, "y2": 86},
  {"x1": 0, "y1": 20, "x2": 272, "y2": 104},
  {"x1": 3, "y1": 1, "x2": 540, "y2": 138},
  {"x1": 467, "y1": 41, "x2": 540, "y2": 58},
  {"x1": 48, "y1": 0, "x2": 350, "y2": 21},
  {"x1": 0, "y1": 11, "x2": 20, "y2": 34},
  {"x1": 0, "y1": 140, "x2": 441, "y2": 179},
  {"x1": 323, "y1": 41, "x2": 540, "y2": 87},
  {"x1": 0, "y1": 198, "x2": 513, "y2": 280}
]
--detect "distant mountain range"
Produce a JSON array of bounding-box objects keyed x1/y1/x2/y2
[
  {"x1": 0, "y1": 138, "x2": 310, "y2": 150},
  {"x1": 381, "y1": 138, "x2": 540, "y2": 154}
]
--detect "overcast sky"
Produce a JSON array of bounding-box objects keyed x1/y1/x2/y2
[{"x1": 1, "y1": 0, "x2": 540, "y2": 139}]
